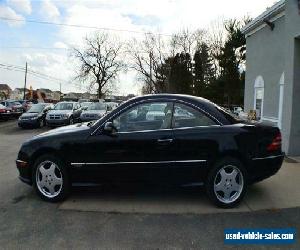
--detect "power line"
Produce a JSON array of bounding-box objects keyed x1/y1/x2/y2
[
  {"x1": 0, "y1": 63, "x2": 71, "y2": 84},
  {"x1": 0, "y1": 16, "x2": 172, "y2": 37},
  {"x1": 0, "y1": 46, "x2": 69, "y2": 50}
]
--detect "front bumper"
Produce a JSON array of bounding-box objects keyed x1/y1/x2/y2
[
  {"x1": 0, "y1": 113, "x2": 12, "y2": 118},
  {"x1": 46, "y1": 118, "x2": 69, "y2": 127},
  {"x1": 248, "y1": 154, "x2": 284, "y2": 183},
  {"x1": 18, "y1": 119, "x2": 39, "y2": 127},
  {"x1": 16, "y1": 159, "x2": 32, "y2": 185},
  {"x1": 80, "y1": 117, "x2": 99, "y2": 122}
]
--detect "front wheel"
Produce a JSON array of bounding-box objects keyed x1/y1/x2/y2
[
  {"x1": 32, "y1": 154, "x2": 70, "y2": 202},
  {"x1": 38, "y1": 118, "x2": 44, "y2": 128},
  {"x1": 205, "y1": 157, "x2": 247, "y2": 208},
  {"x1": 69, "y1": 116, "x2": 74, "y2": 125}
]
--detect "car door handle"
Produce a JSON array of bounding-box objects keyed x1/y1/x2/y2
[{"x1": 157, "y1": 138, "x2": 173, "y2": 144}]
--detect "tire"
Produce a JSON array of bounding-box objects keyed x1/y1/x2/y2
[
  {"x1": 38, "y1": 119, "x2": 44, "y2": 128},
  {"x1": 69, "y1": 116, "x2": 74, "y2": 125},
  {"x1": 32, "y1": 154, "x2": 70, "y2": 202},
  {"x1": 205, "y1": 157, "x2": 248, "y2": 208}
]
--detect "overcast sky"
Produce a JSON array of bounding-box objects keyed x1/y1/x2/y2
[{"x1": 0, "y1": 0, "x2": 277, "y2": 95}]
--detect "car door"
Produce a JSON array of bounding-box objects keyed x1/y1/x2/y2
[
  {"x1": 170, "y1": 102, "x2": 222, "y2": 184},
  {"x1": 81, "y1": 100, "x2": 176, "y2": 183}
]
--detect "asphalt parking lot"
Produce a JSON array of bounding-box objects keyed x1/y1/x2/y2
[{"x1": 0, "y1": 119, "x2": 299, "y2": 249}]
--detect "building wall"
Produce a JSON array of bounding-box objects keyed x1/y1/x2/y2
[
  {"x1": 244, "y1": 16, "x2": 285, "y2": 121},
  {"x1": 283, "y1": 0, "x2": 300, "y2": 155},
  {"x1": 245, "y1": 0, "x2": 300, "y2": 155}
]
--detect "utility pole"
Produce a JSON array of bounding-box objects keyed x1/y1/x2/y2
[
  {"x1": 59, "y1": 82, "x2": 62, "y2": 101},
  {"x1": 23, "y1": 62, "x2": 27, "y2": 100},
  {"x1": 149, "y1": 52, "x2": 153, "y2": 83}
]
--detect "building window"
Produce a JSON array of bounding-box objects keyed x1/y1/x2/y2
[{"x1": 254, "y1": 76, "x2": 264, "y2": 120}]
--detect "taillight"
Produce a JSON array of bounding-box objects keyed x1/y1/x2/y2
[{"x1": 267, "y1": 132, "x2": 282, "y2": 151}]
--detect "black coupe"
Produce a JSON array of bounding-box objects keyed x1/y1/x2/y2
[{"x1": 16, "y1": 94, "x2": 284, "y2": 208}]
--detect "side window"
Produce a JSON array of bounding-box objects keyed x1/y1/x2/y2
[
  {"x1": 112, "y1": 102, "x2": 173, "y2": 132},
  {"x1": 173, "y1": 103, "x2": 217, "y2": 128}
]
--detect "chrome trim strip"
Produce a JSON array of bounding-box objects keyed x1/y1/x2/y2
[
  {"x1": 16, "y1": 159, "x2": 27, "y2": 164},
  {"x1": 252, "y1": 155, "x2": 284, "y2": 160},
  {"x1": 71, "y1": 159, "x2": 207, "y2": 166}
]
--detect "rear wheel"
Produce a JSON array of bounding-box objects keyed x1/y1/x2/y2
[
  {"x1": 205, "y1": 157, "x2": 247, "y2": 208},
  {"x1": 32, "y1": 154, "x2": 70, "y2": 202}
]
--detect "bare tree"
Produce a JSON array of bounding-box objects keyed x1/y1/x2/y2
[
  {"x1": 73, "y1": 32, "x2": 126, "y2": 98},
  {"x1": 129, "y1": 33, "x2": 169, "y2": 94},
  {"x1": 170, "y1": 28, "x2": 206, "y2": 56}
]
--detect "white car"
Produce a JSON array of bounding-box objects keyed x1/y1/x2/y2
[{"x1": 145, "y1": 103, "x2": 167, "y2": 121}]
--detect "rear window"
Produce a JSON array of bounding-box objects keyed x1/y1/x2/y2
[{"x1": 215, "y1": 106, "x2": 240, "y2": 124}]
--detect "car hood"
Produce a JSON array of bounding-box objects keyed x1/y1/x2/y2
[
  {"x1": 81, "y1": 110, "x2": 106, "y2": 115},
  {"x1": 20, "y1": 112, "x2": 40, "y2": 118},
  {"x1": 34, "y1": 123, "x2": 91, "y2": 139},
  {"x1": 47, "y1": 110, "x2": 73, "y2": 115}
]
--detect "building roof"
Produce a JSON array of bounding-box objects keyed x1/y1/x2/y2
[
  {"x1": 38, "y1": 88, "x2": 53, "y2": 93},
  {"x1": 0, "y1": 84, "x2": 12, "y2": 91},
  {"x1": 242, "y1": 0, "x2": 285, "y2": 35},
  {"x1": 14, "y1": 88, "x2": 29, "y2": 92}
]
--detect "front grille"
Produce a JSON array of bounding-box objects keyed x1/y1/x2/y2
[{"x1": 49, "y1": 114, "x2": 61, "y2": 120}]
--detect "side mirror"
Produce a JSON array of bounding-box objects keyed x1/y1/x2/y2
[{"x1": 103, "y1": 122, "x2": 117, "y2": 135}]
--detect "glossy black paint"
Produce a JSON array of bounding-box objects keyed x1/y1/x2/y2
[
  {"x1": 16, "y1": 94, "x2": 284, "y2": 186},
  {"x1": 18, "y1": 104, "x2": 51, "y2": 128}
]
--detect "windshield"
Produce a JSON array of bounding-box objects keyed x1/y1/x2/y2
[
  {"x1": 88, "y1": 103, "x2": 106, "y2": 111},
  {"x1": 54, "y1": 103, "x2": 73, "y2": 110},
  {"x1": 27, "y1": 104, "x2": 45, "y2": 113}
]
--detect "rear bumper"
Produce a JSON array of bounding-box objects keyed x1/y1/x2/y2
[{"x1": 248, "y1": 154, "x2": 284, "y2": 183}]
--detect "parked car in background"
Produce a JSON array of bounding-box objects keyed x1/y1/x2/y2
[
  {"x1": 16, "y1": 100, "x2": 35, "y2": 112},
  {"x1": 233, "y1": 106, "x2": 243, "y2": 116},
  {"x1": 78, "y1": 99, "x2": 90, "y2": 104},
  {"x1": 80, "y1": 102, "x2": 93, "y2": 111},
  {"x1": 46, "y1": 102, "x2": 82, "y2": 127},
  {"x1": 0, "y1": 103, "x2": 13, "y2": 121},
  {"x1": 80, "y1": 102, "x2": 107, "y2": 122},
  {"x1": 105, "y1": 102, "x2": 118, "y2": 112},
  {"x1": 146, "y1": 103, "x2": 167, "y2": 121},
  {"x1": 18, "y1": 103, "x2": 53, "y2": 128},
  {"x1": 16, "y1": 94, "x2": 283, "y2": 208},
  {"x1": 0, "y1": 100, "x2": 23, "y2": 117}
]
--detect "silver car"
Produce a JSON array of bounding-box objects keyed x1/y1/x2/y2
[
  {"x1": 80, "y1": 102, "x2": 107, "y2": 122},
  {"x1": 46, "y1": 102, "x2": 82, "y2": 127}
]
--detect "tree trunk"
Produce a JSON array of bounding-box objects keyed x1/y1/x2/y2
[{"x1": 97, "y1": 81, "x2": 102, "y2": 99}]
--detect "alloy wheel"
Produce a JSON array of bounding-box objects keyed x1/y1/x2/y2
[
  {"x1": 35, "y1": 161, "x2": 63, "y2": 198},
  {"x1": 213, "y1": 165, "x2": 244, "y2": 204}
]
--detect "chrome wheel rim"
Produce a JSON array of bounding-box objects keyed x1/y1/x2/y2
[
  {"x1": 35, "y1": 160, "x2": 63, "y2": 198},
  {"x1": 214, "y1": 165, "x2": 244, "y2": 204},
  {"x1": 70, "y1": 118, "x2": 73, "y2": 124},
  {"x1": 39, "y1": 119, "x2": 43, "y2": 127}
]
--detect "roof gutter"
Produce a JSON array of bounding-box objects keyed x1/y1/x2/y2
[{"x1": 242, "y1": 0, "x2": 285, "y2": 35}]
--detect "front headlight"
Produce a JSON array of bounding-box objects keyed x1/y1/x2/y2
[
  {"x1": 61, "y1": 114, "x2": 69, "y2": 119},
  {"x1": 30, "y1": 116, "x2": 38, "y2": 120}
]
